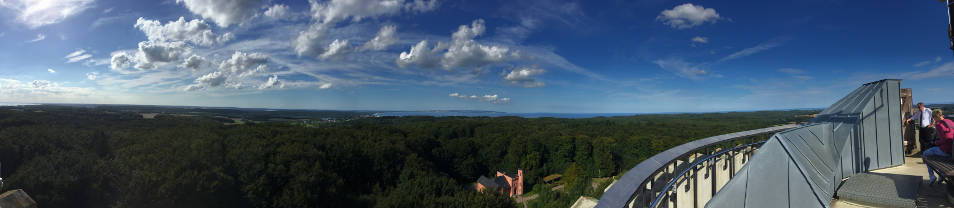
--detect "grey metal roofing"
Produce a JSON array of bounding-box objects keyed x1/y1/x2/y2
[{"x1": 705, "y1": 79, "x2": 904, "y2": 208}]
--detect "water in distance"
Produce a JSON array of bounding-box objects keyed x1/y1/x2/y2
[{"x1": 374, "y1": 110, "x2": 637, "y2": 118}]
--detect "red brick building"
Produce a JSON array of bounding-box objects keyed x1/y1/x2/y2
[{"x1": 475, "y1": 169, "x2": 524, "y2": 197}]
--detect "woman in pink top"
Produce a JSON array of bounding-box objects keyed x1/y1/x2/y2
[{"x1": 925, "y1": 109, "x2": 954, "y2": 184}]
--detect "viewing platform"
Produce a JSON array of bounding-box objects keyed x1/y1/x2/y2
[
  {"x1": 831, "y1": 156, "x2": 952, "y2": 208},
  {"x1": 597, "y1": 79, "x2": 954, "y2": 208}
]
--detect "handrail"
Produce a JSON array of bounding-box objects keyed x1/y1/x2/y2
[
  {"x1": 596, "y1": 124, "x2": 798, "y2": 208},
  {"x1": 648, "y1": 140, "x2": 766, "y2": 207}
]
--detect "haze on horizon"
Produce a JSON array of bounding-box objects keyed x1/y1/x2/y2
[{"x1": 0, "y1": 0, "x2": 949, "y2": 113}]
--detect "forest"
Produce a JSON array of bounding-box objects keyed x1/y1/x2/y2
[{"x1": 0, "y1": 105, "x2": 816, "y2": 208}]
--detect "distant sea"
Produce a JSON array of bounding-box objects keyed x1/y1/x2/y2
[
  {"x1": 0, "y1": 103, "x2": 36, "y2": 106},
  {"x1": 374, "y1": 111, "x2": 638, "y2": 119}
]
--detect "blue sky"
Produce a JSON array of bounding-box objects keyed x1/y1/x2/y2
[{"x1": 0, "y1": 0, "x2": 951, "y2": 113}]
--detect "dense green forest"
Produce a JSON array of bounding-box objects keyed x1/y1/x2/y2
[{"x1": 0, "y1": 105, "x2": 815, "y2": 207}]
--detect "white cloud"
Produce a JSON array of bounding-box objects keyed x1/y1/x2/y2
[
  {"x1": 319, "y1": 83, "x2": 333, "y2": 89},
  {"x1": 719, "y1": 38, "x2": 787, "y2": 62},
  {"x1": 26, "y1": 33, "x2": 45, "y2": 42},
  {"x1": 449, "y1": 92, "x2": 511, "y2": 104},
  {"x1": 65, "y1": 49, "x2": 92, "y2": 63},
  {"x1": 914, "y1": 56, "x2": 944, "y2": 67},
  {"x1": 294, "y1": 23, "x2": 330, "y2": 58},
  {"x1": 135, "y1": 17, "x2": 232, "y2": 46},
  {"x1": 187, "y1": 71, "x2": 227, "y2": 91},
  {"x1": 441, "y1": 19, "x2": 513, "y2": 69},
  {"x1": 110, "y1": 52, "x2": 134, "y2": 71},
  {"x1": 691, "y1": 36, "x2": 708, "y2": 44},
  {"x1": 898, "y1": 61, "x2": 954, "y2": 80},
  {"x1": 0, "y1": 0, "x2": 95, "y2": 29},
  {"x1": 184, "y1": 51, "x2": 272, "y2": 91},
  {"x1": 65, "y1": 49, "x2": 85, "y2": 58},
  {"x1": 84, "y1": 58, "x2": 109, "y2": 67},
  {"x1": 68, "y1": 55, "x2": 92, "y2": 63},
  {"x1": 361, "y1": 25, "x2": 397, "y2": 51},
  {"x1": 778, "y1": 68, "x2": 812, "y2": 80},
  {"x1": 398, "y1": 19, "x2": 516, "y2": 70},
  {"x1": 86, "y1": 72, "x2": 98, "y2": 80},
  {"x1": 259, "y1": 75, "x2": 283, "y2": 89},
  {"x1": 320, "y1": 39, "x2": 351, "y2": 60},
  {"x1": 0, "y1": 78, "x2": 95, "y2": 103},
  {"x1": 504, "y1": 66, "x2": 545, "y2": 88},
  {"x1": 137, "y1": 41, "x2": 189, "y2": 65},
  {"x1": 405, "y1": 0, "x2": 438, "y2": 13},
  {"x1": 309, "y1": 0, "x2": 404, "y2": 24},
  {"x1": 219, "y1": 51, "x2": 268, "y2": 77},
  {"x1": 397, "y1": 40, "x2": 444, "y2": 68},
  {"x1": 264, "y1": 4, "x2": 290, "y2": 19},
  {"x1": 47, "y1": 68, "x2": 55, "y2": 74},
  {"x1": 309, "y1": 0, "x2": 440, "y2": 24},
  {"x1": 653, "y1": 58, "x2": 709, "y2": 80},
  {"x1": 175, "y1": 0, "x2": 263, "y2": 27},
  {"x1": 778, "y1": 68, "x2": 803, "y2": 75},
  {"x1": 656, "y1": 3, "x2": 720, "y2": 29},
  {"x1": 180, "y1": 54, "x2": 205, "y2": 70},
  {"x1": 31, "y1": 80, "x2": 51, "y2": 88}
]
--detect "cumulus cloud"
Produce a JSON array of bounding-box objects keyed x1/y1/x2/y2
[
  {"x1": 47, "y1": 68, "x2": 55, "y2": 74},
  {"x1": 441, "y1": 19, "x2": 513, "y2": 69},
  {"x1": 398, "y1": 19, "x2": 516, "y2": 70},
  {"x1": 175, "y1": 0, "x2": 263, "y2": 27},
  {"x1": 397, "y1": 40, "x2": 444, "y2": 68},
  {"x1": 110, "y1": 52, "x2": 134, "y2": 71},
  {"x1": 294, "y1": 23, "x2": 330, "y2": 58},
  {"x1": 259, "y1": 75, "x2": 283, "y2": 89},
  {"x1": 26, "y1": 34, "x2": 45, "y2": 42},
  {"x1": 186, "y1": 71, "x2": 227, "y2": 91},
  {"x1": 220, "y1": 51, "x2": 268, "y2": 77},
  {"x1": 180, "y1": 55, "x2": 205, "y2": 70},
  {"x1": 135, "y1": 17, "x2": 233, "y2": 46},
  {"x1": 0, "y1": 0, "x2": 95, "y2": 28},
  {"x1": 504, "y1": 66, "x2": 546, "y2": 88},
  {"x1": 137, "y1": 41, "x2": 189, "y2": 64},
  {"x1": 320, "y1": 39, "x2": 351, "y2": 60},
  {"x1": 657, "y1": 3, "x2": 720, "y2": 29},
  {"x1": 184, "y1": 51, "x2": 271, "y2": 91},
  {"x1": 449, "y1": 92, "x2": 511, "y2": 104},
  {"x1": 86, "y1": 72, "x2": 98, "y2": 80},
  {"x1": 653, "y1": 58, "x2": 709, "y2": 80},
  {"x1": 65, "y1": 49, "x2": 92, "y2": 63},
  {"x1": 264, "y1": 4, "x2": 290, "y2": 19},
  {"x1": 361, "y1": 25, "x2": 397, "y2": 51}
]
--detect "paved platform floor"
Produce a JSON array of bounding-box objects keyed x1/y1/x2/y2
[{"x1": 832, "y1": 157, "x2": 954, "y2": 208}]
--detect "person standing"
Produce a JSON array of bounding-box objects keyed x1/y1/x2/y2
[
  {"x1": 924, "y1": 110, "x2": 953, "y2": 184},
  {"x1": 907, "y1": 102, "x2": 935, "y2": 150}
]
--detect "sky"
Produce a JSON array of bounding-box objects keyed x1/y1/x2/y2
[{"x1": 0, "y1": 0, "x2": 951, "y2": 113}]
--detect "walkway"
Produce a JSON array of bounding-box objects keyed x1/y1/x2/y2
[{"x1": 832, "y1": 157, "x2": 954, "y2": 208}]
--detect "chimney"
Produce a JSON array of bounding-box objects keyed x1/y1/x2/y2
[{"x1": 516, "y1": 169, "x2": 524, "y2": 195}]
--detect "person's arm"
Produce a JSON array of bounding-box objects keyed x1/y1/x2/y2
[{"x1": 908, "y1": 111, "x2": 920, "y2": 123}]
